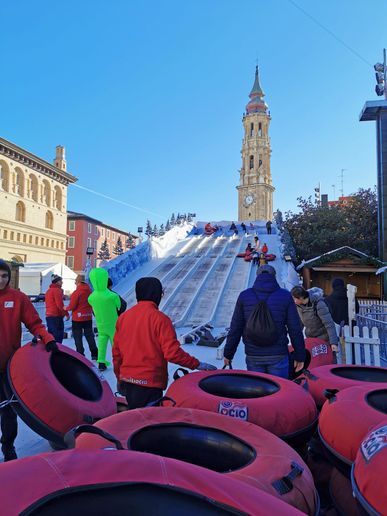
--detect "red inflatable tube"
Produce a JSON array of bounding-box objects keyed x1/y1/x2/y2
[
  {"x1": 303, "y1": 364, "x2": 387, "y2": 408},
  {"x1": 0, "y1": 449, "x2": 304, "y2": 516},
  {"x1": 319, "y1": 386, "x2": 387, "y2": 476},
  {"x1": 73, "y1": 407, "x2": 318, "y2": 515},
  {"x1": 165, "y1": 369, "x2": 318, "y2": 446},
  {"x1": 5, "y1": 341, "x2": 116, "y2": 447},
  {"x1": 352, "y1": 421, "x2": 387, "y2": 516}
]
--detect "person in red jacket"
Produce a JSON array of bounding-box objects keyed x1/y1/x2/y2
[
  {"x1": 113, "y1": 277, "x2": 216, "y2": 409},
  {"x1": 0, "y1": 259, "x2": 57, "y2": 461},
  {"x1": 66, "y1": 274, "x2": 98, "y2": 360},
  {"x1": 45, "y1": 275, "x2": 69, "y2": 343}
]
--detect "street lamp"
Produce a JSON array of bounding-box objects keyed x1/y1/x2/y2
[
  {"x1": 84, "y1": 246, "x2": 94, "y2": 282},
  {"x1": 374, "y1": 50, "x2": 387, "y2": 99}
]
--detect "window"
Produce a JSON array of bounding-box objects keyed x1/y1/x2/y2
[
  {"x1": 68, "y1": 236, "x2": 75, "y2": 248},
  {"x1": 29, "y1": 174, "x2": 38, "y2": 201},
  {"x1": 95, "y1": 226, "x2": 98, "y2": 235},
  {"x1": 0, "y1": 161, "x2": 10, "y2": 192},
  {"x1": 17, "y1": 233, "x2": 21, "y2": 242},
  {"x1": 67, "y1": 256, "x2": 74, "y2": 269},
  {"x1": 40, "y1": 237, "x2": 44, "y2": 246},
  {"x1": 51, "y1": 240, "x2": 55, "y2": 247},
  {"x1": 3, "y1": 230, "x2": 7, "y2": 239},
  {"x1": 250, "y1": 123, "x2": 254, "y2": 137},
  {"x1": 54, "y1": 186, "x2": 62, "y2": 211},
  {"x1": 15, "y1": 168, "x2": 25, "y2": 196},
  {"x1": 68, "y1": 221, "x2": 75, "y2": 231},
  {"x1": 249, "y1": 156, "x2": 254, "y2": 169},
  {"x1": 15, "y1": 201, "x2": 26, "y2": 222},
  {"x1": 94, "y1": 240, "x2": 97, "y2": 249},
  {"x1": 23, "y1": 234, "x2": 26, "y2": 243},
  {"x1": 101, "y1": 228, "x2": 104, "y2": 236},
  {"x1": 46, "y1": 238, "x2": 49, "y2": 247},
  {"x1": 61, "y1": 242, "x2": 64, "y2": 250},
  {"x1": 87, "y1": 238, "x2": 92, "y2": 248},
  {"x1": 35, "y1": 236, "x2": 39, "y2": 245},
  {"x1": 42, "y1": 180, "x2": 51, "y2": 206},
  {"x1": 112, "y1": 232, "x2": 116, "y2": 241},
  {"x1": 29, "y1": 235, "x2": 32, "y2": 244},
  {"x1": 107, "y1": 230, "x2": 110, "y2": 238},
  {"x1": 258, "y1": 123, "x2": 262, "y2": 137},
  {"x1": 45, "y1": 210, "x2": 54, "y2": 230},
  {"x1": 88, "y1": 223, "x2": 92, "y2": 233}
]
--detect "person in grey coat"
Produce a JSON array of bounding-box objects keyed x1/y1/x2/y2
[{"x1": 291, "y1": 286, "x2": 339, "y2": 352}]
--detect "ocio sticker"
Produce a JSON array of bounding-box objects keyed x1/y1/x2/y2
[
  {"x1": 361, "y1": 424, "x2": 387, "y2": 463},
  {"x1": 218, "y1": 400, "x2": 248, "y2": 421}
]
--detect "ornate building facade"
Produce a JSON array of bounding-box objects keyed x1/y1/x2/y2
[
  {"x1": 0, "y1": 137, "x2": 77, "y2": 263},
  {"x1": 237, "y1": 66, "x2": 275, "y2": 221}
]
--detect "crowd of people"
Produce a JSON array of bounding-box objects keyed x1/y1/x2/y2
[{"x1": 0, "y1": 232, "x2": 357, "y2": 462}]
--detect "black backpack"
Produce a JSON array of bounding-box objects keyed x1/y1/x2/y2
[{"x1": 244, "y1": 290, "x2": 278, "y2": 346}]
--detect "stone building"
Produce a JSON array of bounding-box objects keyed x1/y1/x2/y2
[
  {"x1": 0, "y1": 137, "x2": 77, "y2": 263},
  {"x1": 237, "y1": 66, "x2": 275, "y2": 221}
]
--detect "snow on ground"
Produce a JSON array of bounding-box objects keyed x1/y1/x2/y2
[{"x1": 14, "y1": 219, "x2": 300, "y2": 461}]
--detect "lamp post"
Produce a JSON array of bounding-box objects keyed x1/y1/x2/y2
[{"x1": 84, "y1": 246, "x2": 94, "y2": 283}]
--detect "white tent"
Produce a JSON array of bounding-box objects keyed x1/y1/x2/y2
[{"x1": 19, "y1": 263, "x2": 77, "y2": 296}]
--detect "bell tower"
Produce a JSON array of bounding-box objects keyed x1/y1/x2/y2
[{"x1": 237, "y1": 66, "x2": 275, "y2": 221}]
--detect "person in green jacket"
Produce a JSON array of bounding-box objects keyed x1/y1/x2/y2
[{"x1": 88, "y1": 268, "x2": 121, "y2": 371}]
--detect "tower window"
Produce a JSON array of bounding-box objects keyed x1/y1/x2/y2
[
  {"x1": 250, "y1": 123, "x2": 254, "y2": 137},
  {"x1": 258, "y1": 123, "x2": 262, "y2": 137},
  {"x1": 249, "y1": 156, "x2": 254, "y2": 169}
]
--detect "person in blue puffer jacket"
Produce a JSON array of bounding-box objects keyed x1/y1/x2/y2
[{"x1": 224, "y1": 264, "x2": 305, "y2": 378}]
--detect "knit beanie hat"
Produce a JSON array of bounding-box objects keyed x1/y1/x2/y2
[
  {"x1": 135, "y1": 277, "x2": 163, "y2": 306},
  {"x1": 0, "y1": 260, "x2": 11, "y2": 286},
  {"x1": 51, "y1": 274, "x2": 62, "y2": 284}
]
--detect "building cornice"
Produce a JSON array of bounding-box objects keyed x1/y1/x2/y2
[{"x1": 0, "y1": 137, "x2": 77, "y2": 186}]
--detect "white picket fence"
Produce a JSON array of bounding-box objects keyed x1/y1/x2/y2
[{"x1": 342, "y1": 325, "x2": 381, "y2": 367}]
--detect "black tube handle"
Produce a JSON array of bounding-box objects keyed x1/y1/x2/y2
[
  {"x1": 272, "y1": 461, "x2": 304, "y2": 495},
  {"x1": 146, "y1": 396, "x2": 176, "y2": 407},
  {"x1": 173, "y1": 368, "x2": 189, "y2": 381},
  {"x1": 222, "y1": 361, "x2": 233, "y2": 370},
  {"x1": 64, "y1": 424, "x2": 124, "y2": 450},
  {"x1": 324, "y1": 388, "x2": 339, "y2": 402}
]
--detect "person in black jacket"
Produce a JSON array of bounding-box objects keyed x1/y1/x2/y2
[
  {"x1": 324, "y1": 278, "x2": 359, "y2": 326},
  {"x1": 224, "y1": 265, "x2": 305, "y2": 378},
  {"x1": 107, "y1": 278, "x2": 127, "y2": 316}
]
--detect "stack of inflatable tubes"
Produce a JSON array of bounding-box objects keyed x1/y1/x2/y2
[
  {"x1": 303, "y1": 364, "x2": 387, "y2": 408},
  {"x1": 319, "y1": 386, "x2": 387, "y2": 476},
  {"x1": 0, "y1": 449, "x2": 304, "y2": 516},
  {"x1": 5, "y1": 341, "x2": 116, "y2": 447},
  {"x1": 352, "y1": 421, "x2": 387, "y2": 516},
  {"x1": 73, "y1": 407, "x2": 319, "y2": 515},
  {"x1": 165, "y1": 369, "x2": 318, "y2": 447},
  {"x1": 304, "y1": 338, "x2": 334, "y2": 368}
]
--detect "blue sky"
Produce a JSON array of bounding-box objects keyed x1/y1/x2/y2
[{"x1": 1, "y1": 0, "x2": 385, "y2": 233}]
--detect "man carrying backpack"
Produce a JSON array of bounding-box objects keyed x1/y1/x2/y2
[
  {"x1": 224, "y1": 265, "x2": 305, "y2": 378},
  {"x1": 291, "y1": 286, "x2": 339, "y2": 352}
]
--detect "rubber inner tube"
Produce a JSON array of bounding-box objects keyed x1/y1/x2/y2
[
  {"x1": 23, "y1": 483, "x2": 236, "y2": 516},
  {"x1": 128, "y1": 423, "x2": 256, "y2": 473},
  {"x1": 198, "y1": 373, "x2": 279, "y2": 399},
  {"x1": 331, "y1": 367, "x2": 387, "y2": 383},
  {"x1": 50, "y1": 352, "x2": 102, "y2": 402},
  {"x1": 366, "y1": 390, "x2": 387, "y2": 414}
]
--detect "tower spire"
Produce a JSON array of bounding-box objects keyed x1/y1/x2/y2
[{"x1": 246, "y1": 65, "x2": 267, "y2": 114}]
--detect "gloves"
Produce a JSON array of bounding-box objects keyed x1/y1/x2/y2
[
  {"x1": 46, "y1": 341, "x2": 59, "y2": 353},
  {"x1": 197, "y1": 362, "x2": 217, "y2": 371}
]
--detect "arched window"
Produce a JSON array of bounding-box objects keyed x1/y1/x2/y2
[
  {"x1": 29, "y1": 174, "x2": 39, "y2": 202},
  {"x1": 250, "y1": 123, "x2": 254, "y2": 137},
  {"x1": 42, "y1": 180, "x2": 51, "y2": 206},
  {"x1": 15, "y1": 201, "x2": 26, "y2": 222},
  {"x1": 249, "y1": 155, "x2": 254, "y2": 169},
  {"x1": 258, "y1": 123, "x2": 262, "y2": 137},
  {"x1": 45, "y1": 210, "x2": 54, "y2": 230},
  {"x1": 15, "y1": 167, "x2": 25, "y2": 196},
  {"x1": 0, "y1": 160, "x2": 10, "y2": 192},
  {"x1": 54, "y1": 185, "x2": 62, "y2": 211}
]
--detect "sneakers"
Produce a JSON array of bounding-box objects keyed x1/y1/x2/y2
[
  {"x1": 2, "y1": 447, "x2": 17, "y2": 462},
  {"x1": 98, "y1": 363, "x2": 107, "y2": 371},
  {"x1": 91, "y1": 355, "x2": 98, "y2": 361}
]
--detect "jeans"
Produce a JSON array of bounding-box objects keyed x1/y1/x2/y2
[
  {"x1": 246, "y1": 354, "x2": 289, "y2": 379},
  {"x1": 0, "y1": 374, "x2": 17, "y2": 452},
  {"x1": 46, "y1": 316, "x2": 64, "y2": 343},
  {"x1": 72, "y1": 320, "x2": 98, "y2": 358}
]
